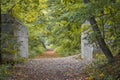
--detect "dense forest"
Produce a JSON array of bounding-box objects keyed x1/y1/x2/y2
[{"x1": 1, "y1": 0, "x2": 120, "y2": 80}]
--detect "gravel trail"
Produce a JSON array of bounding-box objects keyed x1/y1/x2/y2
[
  {"x1": 12, "y1": 56, "x2": 88, "y2": 80},
  {"x1": 11, "y1": 51, "x2": 88, "y2": 80}
]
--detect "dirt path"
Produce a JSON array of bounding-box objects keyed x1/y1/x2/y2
[
  {"x1": 36, "y1": 50, "x2": 59, "y2": 58},
  {"x1": 11, "y1": 51, "x2": 88, "y2": 80}
]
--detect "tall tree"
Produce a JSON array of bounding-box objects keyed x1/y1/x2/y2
[
  {"x1": 84, "y1": 0, "x2": 114, "y2": 62},
  {"x1": 60, "y1": 0, "x2": 119, "y2": 62},
  {"x1": 0, "y1": 7, "x2": 2, "y2": 64}
]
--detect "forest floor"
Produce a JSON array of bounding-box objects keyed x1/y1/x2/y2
[{"x1": 11, "y1": 50, "x2": 89, "y2": 80}]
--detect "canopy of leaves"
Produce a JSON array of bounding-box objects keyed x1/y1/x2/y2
[{"x1": 1, "y1": 0, "x2": 120, "y2": 56}]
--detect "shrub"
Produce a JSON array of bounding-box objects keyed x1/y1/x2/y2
[
  {"x1": 54, "y1": 46, "x2": 79, "y2": 57},
  {"x1": 83, "y1": 55, "x2": 120, "y2": 80},
  {"x1": 29, "y1": 46, "x2": 45, "y2": 58},
  {"x1": 1, "y1": 33, "x2": 20, "y2": 65},
  {"x1": 0, "y1": 64, "x2": 13, "y2": 80}
]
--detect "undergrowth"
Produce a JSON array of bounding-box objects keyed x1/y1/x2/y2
[
  {"x1": 83, "y1": 54, "x2": 120, "y2": 80},
  {"x1": 0, "y1": 64, "x2": 13, "y2": 80}
]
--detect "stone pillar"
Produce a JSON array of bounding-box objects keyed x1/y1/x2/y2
[
  {"x1": 1, "y1": 14, "x2": 16, "y2": 62},
  {"x1": 14, "y1": 24, "x2": 28, "y2": 58},
  {"x1": 81, "y1": 21, "x2": 93, "y2": 62},
  {"x1": 1, "y1": 14, "x2": 28, "y2": 59}
]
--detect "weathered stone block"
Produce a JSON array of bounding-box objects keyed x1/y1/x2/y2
[{"x1": 1, "y1": 14, "x2": 28, "y2": 62}]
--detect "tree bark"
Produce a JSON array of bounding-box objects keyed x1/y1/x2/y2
[
  {"x1": 89, "y1": 17, "x2": 114, "y2": 62},
  {"x1": 83, "y1": 0, "x2": 114, "y2": 62},
  {"x1": 0, "y1": 9, "x2": 2, "y2": 64},
  {"x1": 40, "y1": 40, "x2": 47, "y2": 49},
  {"x1": 0, "y1": 36, "x2": 2, "y2": 64},
  {"x1": 0, "y1": 51, "x2": 2, "y2": 64}
]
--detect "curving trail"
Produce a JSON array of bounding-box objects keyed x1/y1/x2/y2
[
  {"x1": 11, "y1": 50, "x2": 88, "y2": 80},
  {"x1": 35, "y1": 50, "x2": 59, "y2": 58}
]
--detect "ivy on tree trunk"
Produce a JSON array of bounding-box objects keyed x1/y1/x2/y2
[
  {"x1": 0, "y1": 52, "x2": 2, "y2": 64},
  {"x1": 0, "y1": 10, "x2": 2, "y2": 64},
  {"x1": 89, "y1": 17, "x2": 114, "y2": 62},
  {"x1": 84, "y1": 0, "x2": 114, "y2": 62}
]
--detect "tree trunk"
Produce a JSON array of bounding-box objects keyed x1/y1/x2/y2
[
  {"x1": 0, "y1": 52, "x2": 2, "y2": 64},
  {"x1": 40, "y1": 40, "x2": 47, "y2": 49},
  {"x1": 83, "y1": 0, "x2": 114, "y2": 62},
  {"x1": 89, "y1": 17, "x2": 114, "y2": 62},
  {"x1": 0, "y1": 10, "x2": 2, "y2": 64}
]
